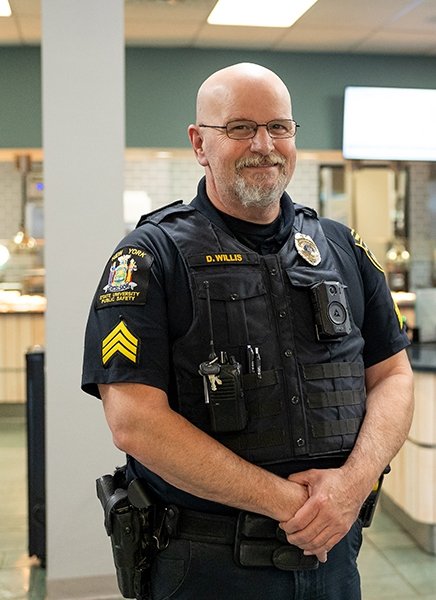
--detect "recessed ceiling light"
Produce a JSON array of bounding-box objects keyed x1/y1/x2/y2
[
  {"x1": 0, "y1": 0, "x2": 11, "y2": 17},
  {"x1": 207, "y1": 0, "x2": 318, "y2": 28}
]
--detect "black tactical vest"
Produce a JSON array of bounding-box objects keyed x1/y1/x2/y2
[{"x1": 144, "y1": 201, "x2": 366, "y2": 467}]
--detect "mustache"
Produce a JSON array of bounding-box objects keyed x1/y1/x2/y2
[{"x1": 235, "y1": 153, "x2": 286, "y2": 171}]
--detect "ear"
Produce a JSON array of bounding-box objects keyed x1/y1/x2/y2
[{"x1": 188, "y1": 124, "x2": 209, "y2": 167}]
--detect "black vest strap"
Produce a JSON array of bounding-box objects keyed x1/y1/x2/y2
[
  {"x1": 303, "y1": 362, "x2": 364, "y2": 380},
  {"x1": 311, "y1": 417, "x2": 361, "y2": 438},
  {"x1": 307, "y1": 389, "x2": 365, "y2": 408}
]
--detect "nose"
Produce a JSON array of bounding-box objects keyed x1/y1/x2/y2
[{"x1": 249, "y1": 125, "x2": 275, "y2": 155}]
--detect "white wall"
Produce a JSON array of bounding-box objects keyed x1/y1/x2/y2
[{"x1": 42, "y1": 1, "x2": 125, "y2": 597}]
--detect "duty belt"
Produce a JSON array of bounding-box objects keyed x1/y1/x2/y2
[{"x1": 163, "y1": 506, "x2": 319, "y2": 571}]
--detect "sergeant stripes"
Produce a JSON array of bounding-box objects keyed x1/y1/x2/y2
[{"x1": 102, "y1": 320, "x2": 139, "y2": 366}]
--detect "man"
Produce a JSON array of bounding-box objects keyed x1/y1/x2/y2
[{"x1": 82, "y1": 63, "x2": 414, "y2": 599}]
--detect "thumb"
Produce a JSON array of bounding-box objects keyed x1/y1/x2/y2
[{"x1": 287, "y1": 471, "x2": 311, "y2": 486}]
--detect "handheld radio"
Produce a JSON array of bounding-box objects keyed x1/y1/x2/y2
[{"x1": 198, "y1": 281, "x2": 247, "y2": 433}]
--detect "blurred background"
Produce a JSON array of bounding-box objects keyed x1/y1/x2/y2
[{"x1": 0, "y1": 1, "x2": 435, "y2": 598}]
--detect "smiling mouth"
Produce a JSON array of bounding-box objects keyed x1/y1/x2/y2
[
  {"x1": 245, "y1": 163, "x2": 278, "y2": 168},
  {"x1": 238, "y1": 163, "x2": 279, "y2": 175},
  {"x1": 236, "y1": 155, "x2": 285, "y2": 171},
  {"x1": 242, "y1": 163, "x2": 281, "y2": 175}
]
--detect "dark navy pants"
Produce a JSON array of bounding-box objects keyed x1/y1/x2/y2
[{"x1": 150, "y1": 520, "x2": 363, "y2": 600}]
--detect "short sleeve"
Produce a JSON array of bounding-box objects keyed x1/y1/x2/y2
[
  {"x1": 350, "y1": 229, "x2": 410, "y2": 367},
  {"x1": 81, "y1": 224, "x2": 189, "y2": 398},
  {"x1": 321, "y1": 219, "x2": 409, "y2": 369}
]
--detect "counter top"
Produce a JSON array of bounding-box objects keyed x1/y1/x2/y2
[
  {"x1": 0, "y1": 291, "x2": 46, "y2": 313},
  {"x1": 408, "y1": 343, "x2": 436, "y2": 372}
]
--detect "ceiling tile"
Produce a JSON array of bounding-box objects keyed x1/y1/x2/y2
[
  {"x1": 125, "y1": 18, "x2": 200, "y2": 45},
  {"x1": 355, "y1": 30, "x2": 436, "y2": 55},
  {"x1": 15, "y1": 15, "x2": 40, "y2": 44},
  {"x1": 384, "y1": 0, "x2": 436, "y2": 32},
  {"x1": 0, "y1": 20, "x2": 22, "y2": 44},
  {"x1": 10, "y1": 0, "x2": 41, "y2": 18},
  {"x1": 194, "y1": 23, "x2": 286, "y2": 49},
  {"x1": 275, "y1": 26, "x2": 372, "y2": 52},
  {"x1": 0, "y1": 0, "x2": 435, "y2": 56}
]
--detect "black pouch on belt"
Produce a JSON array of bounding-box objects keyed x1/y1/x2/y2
[{"x1": 234, "y1": 512, "x2": 319, "y2": 571}]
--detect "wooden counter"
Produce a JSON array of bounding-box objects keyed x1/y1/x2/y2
[{"x1": 0, "y1": 311, "x2": 45, "y2": 403}]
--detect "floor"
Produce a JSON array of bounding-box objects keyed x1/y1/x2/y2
[{"x1": 1, "y1": 415, "x2": 435, "y2": 600}]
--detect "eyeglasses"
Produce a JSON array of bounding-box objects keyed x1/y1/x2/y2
[{"x1": 198, "y1": 119, "x2": 299, "y2": 140}]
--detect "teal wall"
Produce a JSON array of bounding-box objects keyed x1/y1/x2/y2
[
  {"x1": 0, "y1": 47, "x2": 42, "y2": 147},
  {"x1": 2, "y1": 46, "x2": 436, "y2": 150}
]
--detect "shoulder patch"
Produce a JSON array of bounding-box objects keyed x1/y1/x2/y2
[
  {"x1": 350, "y1": 229, "x2": 384, "y2": 273},
  {"x1": 95, "y1": 246, "x2": 154, "y2": 309}
]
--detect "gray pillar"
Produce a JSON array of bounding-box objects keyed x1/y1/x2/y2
[{"x1": 42, "y1": 1, "x2": 125, "y2": 596}]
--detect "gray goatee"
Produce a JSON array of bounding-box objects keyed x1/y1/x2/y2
[{"x1": 234, "y1": 154, "x2": 289, "y2": 209}]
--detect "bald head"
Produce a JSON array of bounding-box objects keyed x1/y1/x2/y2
[
  {"x1": 196, "y1": 63, "x2": 293, "y2": 125},
  {"x1": 188, "y1": 62, "x2": 297, "y2": 223}
]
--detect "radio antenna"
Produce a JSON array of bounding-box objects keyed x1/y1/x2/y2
[{"x1": 203, "y1": 281, "x2": 217, "y2": 360}]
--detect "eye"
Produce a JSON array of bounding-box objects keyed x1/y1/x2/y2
[
  {"x1": 269, "y1": 121, "x2": 289, "y2": 132},
  {"x1": 227, "y1": 120, "x2": 256, "y2": 135}
]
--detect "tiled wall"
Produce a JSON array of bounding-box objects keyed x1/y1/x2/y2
[
  {"x1": 409, "y1": 163, "x2": 433, "y2": 289},
  {"x1": 287, "y1": 158, "x2": 319, "y2": 211},
  {"x1": 0, "y1": 153, "x2": 434, "y2": 287},
  {"x1": 124, "y1": 154, "x2": 204, "y2": 212}
]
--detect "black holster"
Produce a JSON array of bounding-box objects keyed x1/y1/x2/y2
[
  {"x1": 359, "y1": 466, "x2": 390, "y2": 527},
  {"x1": 96, "y1": 467, "x2": 156, "y2": 600}
]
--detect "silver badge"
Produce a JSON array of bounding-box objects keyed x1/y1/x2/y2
[{"x1": 294, "y1": 233, "x2": 321, "y2": 266}]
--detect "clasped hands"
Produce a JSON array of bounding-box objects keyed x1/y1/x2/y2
[{"x1": 279, "y1": 468, "x2": 364, "y2": 564}]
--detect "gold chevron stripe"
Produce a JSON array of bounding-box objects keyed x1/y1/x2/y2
[
  {"x1": 103, "y1": 332, "x2": 137, "y2": 356},
  {"x1": 102, "y1": 341, "x2": 137, "y2": 365},
  {"x1": 393, "y1": 299, "x2": 404, "y2": 330},
  {"x1": 102, "y1": 321, "x2": 139, "y2": 365},
  {"x1": 103, "y1": 320, "x2": 138, "y2": 348},
  {"x1": 351, "y1": 229, "x2": 384, "y2": 273}
]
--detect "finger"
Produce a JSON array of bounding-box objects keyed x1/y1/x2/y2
[
  {"x1": 287, "y1": 520, "x2": 330, "y2": 548},
  {"x1": 287, "y1": 471, "x2": 311, "y2": 486},
  {"x1": 280, "y1": 497, "x2": 319, "y2": 534},
  {"x1": 302, "y1": 531, "x2": 344, "y2": 557},
  {"x1": 304, "y1": 549, "x2": 328, "y2": 563}
]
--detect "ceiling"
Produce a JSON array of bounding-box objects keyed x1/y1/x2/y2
[{"x1": 1, "y1": 0, "x2": 436, "y2": 55}]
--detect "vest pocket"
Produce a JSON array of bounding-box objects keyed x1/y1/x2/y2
[
  {"x1": 195, "y1": 270, "x2": 272, "y2": 346},
  {"x1": 301, "y1": 361, "x2": 366, "y2": 456}
]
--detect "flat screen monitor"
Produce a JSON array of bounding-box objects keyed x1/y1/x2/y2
[{"x1": 342, "y1": 86, "x2": 436, "y2": 161}]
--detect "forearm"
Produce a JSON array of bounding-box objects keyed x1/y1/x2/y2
[
  {"x1": 341, "y1": 351, "x2": 414, "y2": 499},
  {"x1": 101, "y1": 382, "x2": 307, "y2": 522},
  {"x1": 281, "y1": 350, "x2": 414, "y2": 556}
]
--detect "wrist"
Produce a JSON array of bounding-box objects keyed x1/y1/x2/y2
[
  {"x1": 339, "y1": 461, "x2": 378, "y2": 504},
  {"x1": 267, "y1": 477, "x2": 308, "y2": 522}
]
